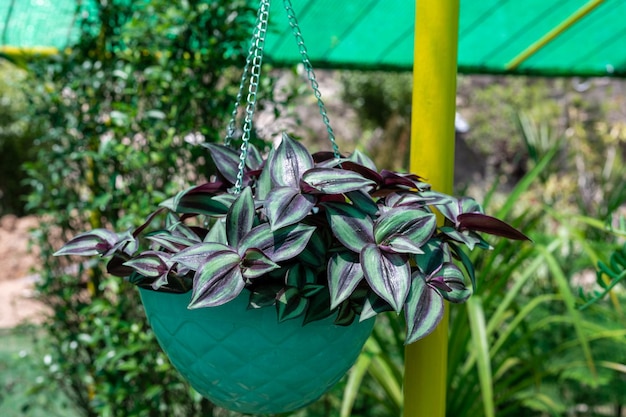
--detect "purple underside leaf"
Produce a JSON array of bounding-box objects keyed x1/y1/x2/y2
[
  {"x1": 241, "y1": 248, "x2": 280, "y2": 279},
  {"x1": 202, "y1": 142, "x2": 241, "y2": 185},
  {"x1": 457, "y1": 213, "x2": 530, "y2": 241},
  {"x1": 123, "y1": 251, "x2": 170, "y2": 278},
  {"x1": 380, "y1": 170, "x2": 422, "y2": 189},
  {"x1": 361, "y1": 244, "x2": 411, "y2": 313},
  {"x1": 171, "y1": 242, "x2": 234, "y2": 270},
  {"x1": 374, "y1": 208, "x2": 437, "y2": 248},
  {"x1": 323, "y1": 202, "x2": 375, "y2": 253},
  {"x1": 328, "y1": 251, "x2": 365, "y2": 309},
  {"x1": 328, "y1": 161, "x2": 382, "y2": 185},
  {"x1": 188, "y1": 251, "x2": 244, "y2": 308},
  {"x1": 269, "y1": 133, "x2": 314, "y2": 188},
  {"x1": 265, "y1": 186, "x2": 316, "y2": 230},
  {"x1": 226, "y1": 186, "x2": 255, "y2": 248},
  {"x1": 404, "y1": 272, "x2": 445, "y2": 344},
  {"x1": 302, "y1": 167, "x2": 377, "y2": 194},
  {"x1": 239, "y1": 223, "x2": 316, "y2": 263},
  {"x1": 54, "y1": 229, "x2": 120, "y2": 257}
]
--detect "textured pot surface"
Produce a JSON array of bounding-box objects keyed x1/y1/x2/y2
[{"x1": 140, "y1": 288, "x2": 375, "y2": 414}]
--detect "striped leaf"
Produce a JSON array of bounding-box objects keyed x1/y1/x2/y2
[
  {"x1": 328, "y1": 251, "x2": 365, "y2": 309},
  {"x1": 240, "y1": 248, "x2": 280, "y2": 279},
  {"x1": 171, "y1": 242, "x2": 233, "y2": 270},
  {"x1": 146, "y1": 231, "x2": 198, "y2": 253},
  {"x1": 240, "y1": 223, "x2": 316, "y2": 262},
  {"x1": 189, "y1": 250, "x2": 243, "y2": 308},
  {"x1": 276, "y1": 287, "x2": 308, "y2": 322},
  {"x1": 54, "y1": 229, "x2": 120, "y2": 257},
  {"x1": 226, "y1": 186, "x2": 255, "y2": 248},
  {"x1": 265, "y1": 186, "x2": 316, "y2": 230},
  {"x1": 302, "y1": 168, "x2": 376, "y2": 194},
  {"x1": 123, "y1": 251, "x2": 171, "y2": 278},
  {"x1": 374, "y1": 207, "x2": 437, "y2": 248},
  {"x1": 269, "y1": 133, "x2": 314, "y2": 188},
  {"x1": 324, "y1": 202, "x2": 375, "y2": 253},
  {"x1": 405, "y1": 271, "x2": 445, "y2": 344},
  {"x1": 361, "y1": 244, "x2": 410, "y2": 312},
  {"x1": 202, "y1": 142, "x2": 241, "y2": 184},
  {"x1": 430, "y1": 262, "x2": 472, "y2": 303}
]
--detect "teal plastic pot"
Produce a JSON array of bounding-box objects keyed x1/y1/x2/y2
[{"x1": 139, "y1": 288, "x2": 375, "y2": 414}]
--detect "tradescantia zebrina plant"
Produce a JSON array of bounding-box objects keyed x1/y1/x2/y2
[{"x1": 55, "y1": 133, "x2": 529, "y2": 344}]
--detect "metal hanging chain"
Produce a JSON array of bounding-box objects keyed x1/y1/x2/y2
[
  {"x1": 282, "y1": 0, "x2": 340, "y2": 159},
  {"x1": 233, "y1": 0, "x2": 271, "y2": 194},
  {"x1": 224, "y1": 0, "x2": 267, "y2": 147}
]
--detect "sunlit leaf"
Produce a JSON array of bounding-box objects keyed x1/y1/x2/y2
[
  {"x1": 240, "y1": 248, "x2": 280, "y2": 279},
  {"x1": 374, "y1": 208, "x2": 436, "y2": 248},
  {"x1": 302, "y1": 168, "x2": 377, "y2": 194},
  {"x1": 123, "y1": 251, "x2": 170, "y2": 278},
  {"x1": 328, "y1": 251, "x2": 365, "y2": 309},
  {"x1": 405, "y1": 272, "x2": 445, "y2": 344},
  {"x1": 189, "y1": 251, "x2": 243, "y2": 308},
  {"x1": 269, "y1": 132, "x2": 314, "y2": 188},
  {"x1": 361, "y1": 244, "x2": 410, "y2": 312},
  {"x1": 240, "y1": 223, "x2": 316, "y2": 262},
  {"x1": 202, "y1": 142, "x2": 241, "y2": 184},
  {"x1": 265, "y1": 186, "x2": 316, "y2": 230},
  {"x1": 430, "y1": 262, "x2": 472, "y2": 303},
  {"x1": 324, "y1": 202, "x2": 375, "y2": 252},
  {"x1": 54, "y1": 229, "x2": 120, "y2": 257},
  {"x1": 171, "y1": 242, "x2": 233, "y2": 270},
  {"x1": 226, "y1": 186, "x2": 255, "y2": 248}
]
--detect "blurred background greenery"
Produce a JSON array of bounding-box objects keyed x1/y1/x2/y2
[{"x1": 0, "y1": 0, "x2": 625, "y2": 416}]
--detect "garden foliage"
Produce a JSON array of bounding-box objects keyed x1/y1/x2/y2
[{"x1": 24, "y1": 0, "x2": 262, "y2": 415}]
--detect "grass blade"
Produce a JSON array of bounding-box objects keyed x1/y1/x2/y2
[{"x1": 466, "y1": 296, "x2": 495, "y2": 417}]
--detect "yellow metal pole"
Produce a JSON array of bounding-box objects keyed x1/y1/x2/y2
[{"x1": 404, "y1": 0, "x2": 459, "y2": 416}]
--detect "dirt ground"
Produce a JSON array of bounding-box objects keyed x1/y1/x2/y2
[{"x1": 0, "y1": 215, "x2": 48, "y2": 328}]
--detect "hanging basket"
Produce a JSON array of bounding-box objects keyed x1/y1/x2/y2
[
  {"x1": 52, "y1": 0, "x2": 530, "y2": 414},
  {"x1": 140, "y1": 288, "x2": 375, "y2": 414}
]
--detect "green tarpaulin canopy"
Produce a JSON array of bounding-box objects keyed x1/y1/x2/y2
[{"x1": 1, "y1": 0, "x2": 625, "y2": 77}]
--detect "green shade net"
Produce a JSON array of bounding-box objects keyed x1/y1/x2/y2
[{"x1": 2, "y1": 0, "x2": 625, "y2": 77}]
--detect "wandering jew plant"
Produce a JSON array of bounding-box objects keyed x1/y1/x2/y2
[{"x1": 56, "y1": 133, "x2": 528, "y2": 344}]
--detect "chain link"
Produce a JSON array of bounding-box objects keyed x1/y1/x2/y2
[
  {"x1": 233, "y1": 0, "x2": 271, "y2": 194},
  {"x1": 229, "y1": 0, "x2": 340, "y2": 194},
  {"x1": 282, "y1": 0, "x2": 340, "y2": 158},
  {"x1": 224, "y1": 0, "x2": 266, "y2": 147}
]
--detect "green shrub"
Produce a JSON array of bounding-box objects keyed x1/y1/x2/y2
[
  {"x1": 0, "y1": 59, "x2": 41, "y2": 215},
  {"x1": 24, "y1": 1, "x2": 265, "y2": 415}
]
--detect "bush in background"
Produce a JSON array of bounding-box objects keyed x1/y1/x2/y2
[
  {"x1": 0, "y1": 59, "x2": 41, "y2": 216},
  {"x1": 24, "y1": 0, "x2": 262, "y2": 415}
]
